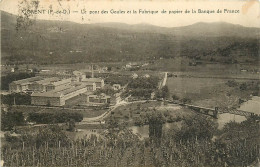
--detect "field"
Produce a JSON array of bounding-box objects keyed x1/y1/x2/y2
[
  {"x1": 147, "y1": 59, "x2": 259, "y2": 78},
  {"x1": 166, "y1": 76, "x2": 259, "y2": 108}
]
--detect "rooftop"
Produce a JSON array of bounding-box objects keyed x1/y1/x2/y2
[
  {"x1": 48, "y1": 78, "x2": 72, "y2": 86},
  {"x1": 82, "y1": 78, "x2": 104, "y2": 83},
  {"x1": 88, "y1": 93, "x2": 111, "y2": 99},
  {"x1": 34, "y1": 77, "x2": 60, "y2": 85},
  {"x1": 72, "y1": 82, "x2": 96, "y2": 86},
  {"x1": 11, "y1": 77, "x2": 43, "y2": 85},
  {"x1": 31, "y1": 84, "x2": 87, "y2": 97}
]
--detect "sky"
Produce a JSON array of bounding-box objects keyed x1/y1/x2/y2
[{"x1": 0, "y1": 0, "x2": 260, "y2": 28}]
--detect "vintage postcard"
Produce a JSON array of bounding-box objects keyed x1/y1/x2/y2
[{"x1": 0, "y1": 0, "x2": 259, "y2": 166}]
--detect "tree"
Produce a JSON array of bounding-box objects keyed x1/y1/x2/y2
[
  {"x1": 1, "y1": 93, "x2": 31, "y2": 105},
  {"x1": 239, "y1": 83, "x2": 247, "y2": 91},
  {"x1": 155, "y1": 86, "x2": 169, "y2": 100},
  {"x1": 27, "y1": 112, "x2": 83, "y2": 124},
  {"x1": 181, "y1": 97, "x2": 191, "y2": 104},
  {"x1": 14, "y1": 66, "x2": 19, "y2": 71},
  {"x1": 175, "y1": 114, "x2": 217, "y2": 142},
  {"x1": 46, "y1": 100, "x2": 51, "y2": 107},
  {"x1": 1, "y1": 111, "x2": 25, "y2": 131},
  {"x1": 35, "y1": 125, "x2": 70, "y2": 148},
  {"x1": 67, "y1": 119, "x2": 75, "y2": 132},
  {"x1": 172, "y1": 94, "x2": 179, "y2": 100},
  {"x1": 161, "y1": 85, "x2": 169, "y2": 99},
  {"x1": 148, "y1": 112, "x2": 165, "y2": 145}
]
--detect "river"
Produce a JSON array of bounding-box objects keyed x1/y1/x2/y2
[
  {"x1": 239, "y1": 96, "x2": 260, "y2": 115},
  {"x1": 217, "y1": 113, "x2": 246, "y2": 129}
]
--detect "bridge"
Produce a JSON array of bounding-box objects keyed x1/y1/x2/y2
[
  {"x1": 219, "y1": 108, "x2": 255, "y2": 117},
  {"x1": 167, "y1": 100, "x2": 257, "y2": 119}
]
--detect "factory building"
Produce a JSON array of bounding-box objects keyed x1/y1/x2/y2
[
  {"x1": 9, "y1": 77, "x2": 72, "y2": 93},
  {"x1": 45, "y1": 78, "x2": 72, "y2": 92},
  {"x1": 28, "y1": 77, "x2": 60, "y2": 92},
  {"x1": 9, "y1": 77, "x2": 43, "y2": 93},
  {"x1": 81, "y1": 77, "x2": 104, "y2": 89},
  {"x1": 85, "y1": 83, "x2": 97, "y2": 91},
  {"x1": 31, "y1": 84, "x2": 88, "y2": 106},
  {"x1": 87, "y1": 93, "x2": 111, "y2": 105}
]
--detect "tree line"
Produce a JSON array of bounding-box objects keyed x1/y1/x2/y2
[{"x1": 1, "y1": 110, "x2": 83, "y2": 131}]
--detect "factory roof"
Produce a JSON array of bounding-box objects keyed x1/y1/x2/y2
[
  {"x1": 88, "y1": 93, "x2": 111, "y2": 99},
  {"x1": 31, "y1": 84, "x2": 87, "y2": 97},
  {"x1": 47, "y1": 78, "x2": 72, "y2": 87},
  {"x1": 81, "y1": 78, "x2": 104, "y2": 83},
  {"x1": 11, "y1": 77, "x2": 43, "y2": 85},
  {"x1": 73, "y1": 82, "x2": 96, "y2": 86},
  {"x1": 33, "y1": 77, "x2": 60, "y2": 85}
]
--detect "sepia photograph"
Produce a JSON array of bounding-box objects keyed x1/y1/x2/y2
[{"x1": 0, "y1": 0, "x2": 259, "y2": 166}]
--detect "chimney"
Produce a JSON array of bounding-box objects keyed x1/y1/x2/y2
[{"x1": 91, "y1": 65, "x2": 94, "y2": 78}]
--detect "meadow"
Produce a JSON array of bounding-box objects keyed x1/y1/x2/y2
[{"x1": 166, "y1": 77, "x2": 252, "y2": 108}]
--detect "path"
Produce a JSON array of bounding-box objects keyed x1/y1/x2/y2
[{"x1": 159, "y1": 72, "x2": 168, "y2": 89}]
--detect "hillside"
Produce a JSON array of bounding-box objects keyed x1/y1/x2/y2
[{"x1": 1, "y1": 11, "x2": 259, "y2": 64}]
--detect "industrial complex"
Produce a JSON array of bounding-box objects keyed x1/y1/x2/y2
[{"x1": 8, "y1": 70, "x2": 106, "y2": 106}]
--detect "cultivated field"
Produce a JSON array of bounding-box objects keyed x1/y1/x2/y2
[{"x1": 166, "y1": 77, "x2": 256, "y2": 108}]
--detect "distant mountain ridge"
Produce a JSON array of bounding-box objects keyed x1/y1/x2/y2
[{"x1": 1, "y1": 11, "x2": 259, "y2": 64}]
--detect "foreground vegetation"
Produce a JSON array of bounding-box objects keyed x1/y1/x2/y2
[
  {"x1": 2, "y1": 113, "x2": 259, "y2": 167},
  {"x1": 1, "y1": 110, "x2": 83, "y2": 131},
  {"x1": 1, "y1": 93, "x2": 31, "y2": 105}
]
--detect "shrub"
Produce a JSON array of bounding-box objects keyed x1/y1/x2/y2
[{"x1": 27, "y1": 112, "x2": 83, "y2": 124}]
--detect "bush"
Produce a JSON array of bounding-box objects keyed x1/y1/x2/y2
[
  {"x1": 181, "y1": 97, "x2": 191, "y2": 104},
  {"x1": 172, "y1": 95, "x2": 179, "y2": 100},
  {"x1": 1, "y1": 93, "x2": 31, "y2": 105},
  {"x1": 1, "y1": 111, "x2": 25, "y2": 131},
  {"x1": 155, "y1": 86, "x2": 170, "y2": 99},
  {"x1": 67, "y1": 119, "x2": 75, "y2": 132},
  {"x1": 27, "y1": 112, "x2": 83, "y2": 124},
  {"x1": 128, "y1": 76, "x2": 159, "y2": 89},
  {"x1": 175, "y1": 114, "x2": 217, "y2": 142},
  {"x1": 226, "y1": 80, "x2": 238, "y2": 87}
]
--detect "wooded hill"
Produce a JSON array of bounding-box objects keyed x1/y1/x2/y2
[{"x1": 1, "y1": 11, "x2": 259, "y2": 64}]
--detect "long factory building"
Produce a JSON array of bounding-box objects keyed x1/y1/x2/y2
[{"x1": 31, "y1": 83, "x2": 94, "y2": 106}]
